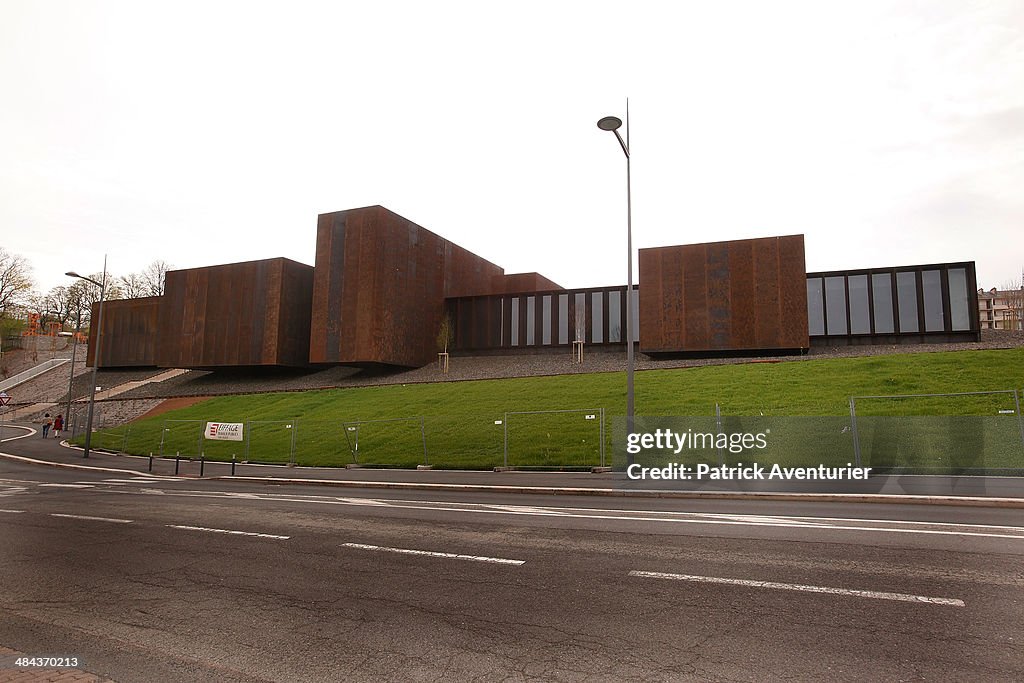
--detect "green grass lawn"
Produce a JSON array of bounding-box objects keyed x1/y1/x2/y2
[{"x1": 80, "y1": 347, "x2": 1024, "y2": 471}]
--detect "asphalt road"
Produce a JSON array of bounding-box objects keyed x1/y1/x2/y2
[{"x1": 1, "y1": 436, "x2": 1023, "y2": 680}]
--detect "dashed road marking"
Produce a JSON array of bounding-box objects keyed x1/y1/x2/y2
[
  {"x1": 629, "y1": 570, "x2": 965, "y2": 607},
  {"x1": 167, "y1": 524, "x2": 289, "y2": 540},
  {"x1": 342, "y1": 542, "x2": 525, "y2": 566},
  {"x1": 39, "y1": 483, "x2": 94, "y2": 488},
  {"x1": 50, "y1": 513, "x2": 133, "y2": 524}
]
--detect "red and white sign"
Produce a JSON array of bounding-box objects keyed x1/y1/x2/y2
[
  {"x1": 0, "y1": 392, "x2": 10, "y2": 406},
  {"x1": 204, "y1": 422, "x2": 244, "y2": 441}
]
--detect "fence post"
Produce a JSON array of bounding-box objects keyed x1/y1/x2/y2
[
  {"x1": 849, "y1": 397, "x2": 862, "y2": 467},
  {"x1": 421, "y1": 416, "x2": 428, "y2": 467},
  {"x1": 244, "y1": 421, "x2": 251, "y2": 462},
  {"x1": 503, "y1": 412, "x2": 509, "y2": 468},
  {"x1": 599, "y1": 407, "x2": 605, "y2": 468},
  {"x1": 158, "y1": 421, "x2": 167, "y2": 458},
  {"x1": 289, "y1": 420, "x2": 297, "y2": 466},
  {"x1": 120, "y1": 425, "x2": 130, "y2": 455},
  {"x1": 1014, "y1": 390, "x2": 1024, "y2": 456},
  {"x1": 716, "y1": 403, "x2": 724, "y2": 466}
]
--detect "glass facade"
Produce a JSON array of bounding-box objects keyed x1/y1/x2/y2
[
  {"x1": 825, "y1": 276, "x2": 848, "y2": 335},
  {"x1": 558, "y1": 294, "x2": 568, "y2": 344},
  {"x1": 542, "y1": 295, "x2": 552, "y2": 345},
  {"x1": 921, "y1": 270, "x2": 944, "y2": 332},
  {"x1": 897, "y1": 271, "x2": 919, "y2": 333},
  {"x1": 592, "y1": 292, "x2": 604, "y2": 343},
  {"x1": 807, "y1": 278, "x2": 824, "y2": 336},
  {"x1": 848, "y1": 275, "x2": 870, "y2": 334},
  {"x1": 947, "y1": 268, "x2": 971, "y2": 331},
  {"x1": 448, "y1": 263, "x2": 975, "y2": 351},
  {"x1": 525, "y1": 296, "x2": 535, "y2": 345},
  {"x1": 608, "y1": 291, "x2": 621, "y2": 342},
  {"x1": 510, "y1": 297, "x2": 519, "y2": 346},
  {"x1": 871, "y1": 273, "x2": 894, "y2": 334}
]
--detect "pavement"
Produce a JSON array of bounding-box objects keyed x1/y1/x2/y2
[{"x1": 2, "y1": 420, "x2": 1023, "y2": 507}]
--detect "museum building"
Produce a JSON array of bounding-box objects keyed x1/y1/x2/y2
[{"x1": 87, "y1": 205, "x2": 980, "y2": 370}]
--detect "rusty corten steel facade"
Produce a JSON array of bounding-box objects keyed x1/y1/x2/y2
[
  {"x1": 310, "y1": 205, "x2": 504, "y2": 368},
  {"x1": 493, "y1": 272, "x2": 563, "y2": 294},
  {"x1": 155, "y1": 258, "x2": 314, "y2": 369},
  {"x1": 86, "y1": 297, "x2": 161, "y2": 368},
  {"x1": 639, "y1": 235, "x2": 809, "y2": 354}
]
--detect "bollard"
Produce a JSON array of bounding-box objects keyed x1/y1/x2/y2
[
  {"x1": 231, "y1": 455, "x2": 236, "y2": 476},
  {"x1": 175, "y1": 452, "x2": 180, "y2": 475},
  {"x1": 200, "y1": 455, "x2": 205, "y2": 478},
  {"x1": 148, "y1": 453, "x2": 153, "y2": 472}
]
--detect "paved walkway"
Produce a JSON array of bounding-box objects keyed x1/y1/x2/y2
[{"x1": 2, "y1": 421, "x2": 1023, "y2": 505}]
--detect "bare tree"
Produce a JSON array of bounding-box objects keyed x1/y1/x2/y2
[
  {"x1": 1001, "y1": 273, "x2": 1024, "y2": 331},
  {"x1": 142, "y1": 259, "x2": 172, "y2": 296},
  {"x1": 119, "y1": 271, "x2": 148, "y2": 299},
  {"x1": 0, "y1": 247, "x2": 35, "y2": 313}
]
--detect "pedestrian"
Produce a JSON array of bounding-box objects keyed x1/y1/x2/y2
[
  {"x1": 42, "y1": 413, "x2": 52, "y2": 438},
  {"x1": 53, "y1": 414, "x2": 64, "y2": 439}
]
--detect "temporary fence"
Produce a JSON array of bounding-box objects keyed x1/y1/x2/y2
[
  {"x1": 503, "y1": 408, "x2": 606, "y2": 469},
  {"x1": 848, "y1": 390, "x2": 1024, "y2": 473}
]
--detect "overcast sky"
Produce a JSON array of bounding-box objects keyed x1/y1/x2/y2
[{"x1": 2, "y1": 1, "x2": 1022, "y2": 297}]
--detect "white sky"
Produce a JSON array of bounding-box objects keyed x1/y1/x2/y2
[{"x1": 2, "y1": 1, "x2": 1022, "y2": 296}]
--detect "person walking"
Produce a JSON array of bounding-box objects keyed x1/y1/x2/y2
[
  {"x1": 53, "y1": 414, "x2": 64, "y2": 439},
  {"x1": 42, "y1": 413, "x2": 52, "y2": 438}
]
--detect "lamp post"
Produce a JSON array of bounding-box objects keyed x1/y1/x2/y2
[
  {"x1": 63, "y1": 307, "x2": 83, "y2": 434},
  {"x1": 597, "y1": 109, "x2": 635, "y2": 464},
  {"x1": 67, "y1": 258, "x2": 107, "y2": 458}
]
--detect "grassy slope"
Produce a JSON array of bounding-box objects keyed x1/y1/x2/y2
[{"x1": 86, "y1": 348, "x2": 1024, "y2": 470}]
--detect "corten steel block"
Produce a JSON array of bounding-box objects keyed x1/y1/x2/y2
[
  {"x1": 156, "y1": 258, "x2": 314, "y2": 369},
  {"x1": 86, "y1": 297, "x2": 161, "y2": 368},
  {"x1": 310, "y1": 205, "x2": 505, "y2": 368},
  {"x1": 639, "y1": 235, "x2": 809, "y2": 353},
  {"x1": 493, "y1": 272, "x2": 563, "y2": 294}
]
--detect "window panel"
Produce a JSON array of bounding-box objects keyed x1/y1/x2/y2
[
  {"x1": 592, "y1": 292, "x2": 604, "y2": 343},
  {"x1": 825, "y1": 276, "x2": 847, "y2": 335},
  {"x1": 558, "y1": 294, "x2": 568, "y2": 344},
  {"x1": 608, "y1": 291, "x2": 621, "y2": 342},
  {"x1": 526, "y1": 296, "x2": 536, "y2": 345},
  {"x1": 897, "y1": 271, "x2": 919, "y2": 333},
  {"x1": 871, "y1": 273, "x2": 894, "y2": 334},
  {"x1": 807, "y1": 278, "x2": 824, "y2": 336},
  {"x1": 848, "y1": 275, "x2": 870, "y2": 334},
  {"x1": 947, "y1": 268, "x2": 971, "y2": 331},
  {"x1": 542, "y1": 295, "x2": 552, "y2": 345},
  {"x1": 922, "y1": 270, "x2": 944, "y2": 332}
]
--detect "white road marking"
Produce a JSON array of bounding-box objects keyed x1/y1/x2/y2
[
  {"x1": 50, "y1": 513, "x2": 133, "y2": 524},
  {"x1": 167, "y1": 524, "x2": 289, "y2": 540},
  {"x1": 0, "y1": 509, "x2": 26, "y2": 514},
  {"x1": 342, "y1": 542, "x2": 525, "y2": 565},
  {"x1": 99, "y1": 488, "x2": 1024, "y2": 541},
  {"x1": 629, "y1": 570, "x2": 965, "y2": 607},
  {"x1": 39, "y1": 483, "x2": 94, "y2": 488}
]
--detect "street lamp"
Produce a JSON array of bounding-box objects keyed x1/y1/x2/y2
[
  {"x1": 66, "y1": 258, "x2": 107, "y2": 458},
  {"x1": 596, "y1": 109, "x2": 635, "y2": 464}
]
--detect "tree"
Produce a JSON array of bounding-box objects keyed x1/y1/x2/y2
[
  {"x1": 1001, "y1": 273, "x2": 1024, "y2": 331},
  {"x1": 119, "y1": 271, "x2": 148, "y2": 299},
  {"x1": 0, "y1": 247, "x2": 35, "y2": 313},
  {"x1": 141, "y1": 259, "x2": 172, "y2": 296}
]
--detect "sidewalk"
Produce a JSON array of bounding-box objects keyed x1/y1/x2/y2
[{"x1": 2, "y1": 421, "x2": 1024, "y2": 506}]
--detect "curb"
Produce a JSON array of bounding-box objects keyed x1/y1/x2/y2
[
  {"x1": 210, "y1": 475, "x2": 1024, "y2": 508},
  {"x1": 3, "y1": 451, "x2": 1023, "y2": 509}
]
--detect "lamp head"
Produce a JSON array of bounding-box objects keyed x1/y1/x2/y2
[{"x1": 597, "y1": 116, "x2": 623, "y2": 132}]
